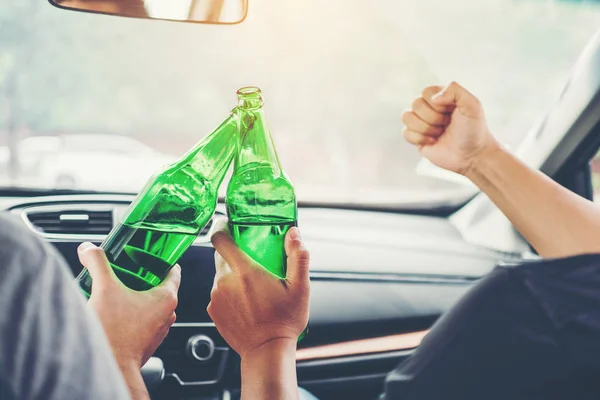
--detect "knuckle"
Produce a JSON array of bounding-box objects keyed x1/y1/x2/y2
[
  {"x1": 296, "y1": 248, "x2": 310, "y2": 266},
  {"x1": 210, "y1": 286, "x2": 220, "y2": 299},
  {"x1": 83, "y1": 247, "x2": 105, "y2": 261},
  {"x1": 206, "y1": 302, "x2": 215, "y2": 318},
  {"x1": 239, "y1": 271, "x2": 253, "y2": 286},
  {"x1": 172, "y1": 264, "x2": 182, "y2": 277},
  {"x1": 171, "y1": 294, "x2": 179, "y2": 310},
  {"x1": 89, "y1": 247, "x2": 106, "y2": 257},
  {"x1": 426, "y1": 125, "x2": 442, "y2": 135},
  {"x1": 211, "y1": 276, "x2": 231, "y2": 297},
  {"x1": 422, "y1": 85, "x2": 441, "y2": 97},
  {"x1": 165, "y1": 291, "x2": 178, "y2": 310}
]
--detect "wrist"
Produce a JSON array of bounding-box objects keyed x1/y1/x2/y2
[
  {"x1": 116, "y1": 356, "x2": 142, "y2": 374},
  {"x1": 240, "y1": 338, "x2": 299, "y2": 400},
  {"x1": 464, "y1": 138, "x2": 504, "y2": 181},
  {"x1": 118, "y1": 359, "x2": 150, "y2": 400},
  {"x1": 242, "y1": 337, "x2": 297, "y2": 364}
]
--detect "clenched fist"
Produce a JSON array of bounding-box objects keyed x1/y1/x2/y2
[{"x1": 402, "y1": 82, "x2": 500, "y2": 176}]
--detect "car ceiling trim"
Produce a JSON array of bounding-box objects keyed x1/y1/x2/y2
[{"x1": 296, "y1": 330, "x2": 429, "y2": 361}]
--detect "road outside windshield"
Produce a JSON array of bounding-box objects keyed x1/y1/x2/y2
[{"x1": 1, "y1": 0, "x2": 599, "y2": 206}]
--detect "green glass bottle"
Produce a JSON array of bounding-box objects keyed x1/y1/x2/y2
[
  {"x1": 226, "y1": 87, "x2": 306, "y2": 339},
  {"x1": 226, "y1": 87, "x2": 297, "y2": 279},
  {"x1": 76, "y1": 113, "x2": 237, "y2": 297}
]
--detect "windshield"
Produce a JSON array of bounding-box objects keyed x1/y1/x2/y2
[{"x1": 1, "y1": 0, "x2": 599, "y2": 206}]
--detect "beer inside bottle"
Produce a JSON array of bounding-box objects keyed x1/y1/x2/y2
[
  {"x1": 226, "y1": 87, "x2": 306, "y2": 339},
  {"x1": 77, "y1": 114, "x2": 237, "y2": 296}
]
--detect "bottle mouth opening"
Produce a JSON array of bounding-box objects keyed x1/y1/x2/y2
[
  {"x1": 236, "y1": 86, "x2": 263, "y2": 110},
  {"x1": 237, "y1": 86, "x2": 262, "y2": 99}
]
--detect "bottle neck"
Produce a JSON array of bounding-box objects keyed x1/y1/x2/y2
[
  {"x1": 182, "y1": 112, "x2": 237, "y2": 183},
  {"x1": 235, "y1": 106, "x2": 282, "y2": 175}
]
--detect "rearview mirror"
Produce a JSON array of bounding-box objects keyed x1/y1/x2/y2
[{"x1": 48, "y1": 0, "x2": 248, "y2": 24}]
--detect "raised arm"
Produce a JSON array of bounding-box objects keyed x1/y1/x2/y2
[{"x1": 402, "y1": 82, "x2": 600, "y2": 258}]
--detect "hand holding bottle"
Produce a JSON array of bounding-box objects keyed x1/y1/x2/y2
[
  {"x1": 402, "y1": 82, "x2": 500, "y2": 176},
  {"x1": 208, "y1": 221, "x2": 310, "y2": 359},
  {"x1": 78, "y1": 242, "x2": 180, "y2": 369}
]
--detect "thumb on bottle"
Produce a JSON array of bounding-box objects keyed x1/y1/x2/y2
[
  {"x1": 285, "y1": 227, "x2": 310, "y2": 285},
  {"x1": 211, "y1": 219, "x2": 256, "y2": 275},
  {"x1": 78, "y1": 242, "x2": 117, "y2": 289}
]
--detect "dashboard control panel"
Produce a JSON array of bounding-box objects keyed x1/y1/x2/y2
[{"x1": 155, "y1": 323, "x2": 230, "y2": 386}]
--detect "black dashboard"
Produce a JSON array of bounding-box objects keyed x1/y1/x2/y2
[{"x1": 3, "y1": 193, "x2": 517, "y2": 400}]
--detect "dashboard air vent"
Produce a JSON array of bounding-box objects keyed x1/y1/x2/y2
[{"x1": 26, "y1": 210, "x2": 114, "y2": 235}]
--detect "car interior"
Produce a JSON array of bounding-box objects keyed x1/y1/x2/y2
[{"x1": 2, "y1": 0, "x2": 600, "y2": 399}]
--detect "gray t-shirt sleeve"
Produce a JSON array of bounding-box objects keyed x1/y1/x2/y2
[{"x1": 0, "y1": 213, "x2": 131, "y2": 400}]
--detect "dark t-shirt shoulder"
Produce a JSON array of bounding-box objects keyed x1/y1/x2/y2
[{"x1": 384, "y1": 254, "x2": 600, "y2": 400}]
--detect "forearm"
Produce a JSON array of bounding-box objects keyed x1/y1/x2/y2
[
  {"x1": 119, "y1": 362, "x2": 150, "y2": 400},
  {"x1": 241, "y1": 339, "x2": 299, "y2": 400},
  {"x1": 466, "y1": 143, "x2": 600, "y2": 258}
]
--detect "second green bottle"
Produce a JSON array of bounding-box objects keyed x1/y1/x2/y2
[{"x1": 225, "y1": 86, "x2": 297, "y2": 279}]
